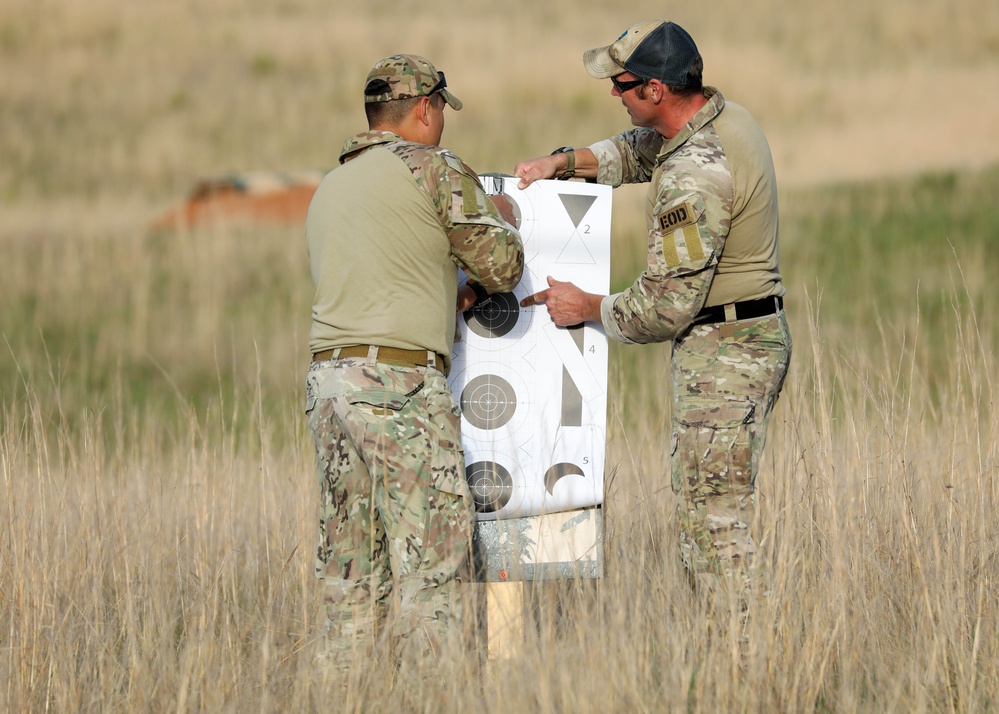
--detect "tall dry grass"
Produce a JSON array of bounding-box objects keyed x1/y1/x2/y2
[
  {"x1": 3, "y1": 0, "x2": 999, "y2": 711},
  {"x1": 2, "y1": 206, "x2": 997, "y2": 710},
  {"x1": 3, "y1": 265, "x2": 997, "y2": 711}
]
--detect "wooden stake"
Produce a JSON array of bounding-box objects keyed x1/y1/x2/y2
[{"x1": 486, "y1": 582, "x2": 524, "y2": 660}]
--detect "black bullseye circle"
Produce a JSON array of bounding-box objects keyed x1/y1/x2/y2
[
  {"x1": 465, "y1": 292, "x2": 519, "y2": 338},
  {"x1": 465, "y1": 461, "x2": 513, "y2": 513},
  {"x1": 460, "y1": 374, "x2": 517, "y2": 430}
]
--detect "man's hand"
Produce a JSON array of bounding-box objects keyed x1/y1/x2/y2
[
  {"x1": 513, "y1": 155, "x2": 561, "y2": 190},
  {"x1": 520, "y1": 275, "x2": 603, "y2": 327},
  {"x1": 457, "y1": 284, "x2": 477, "y2": 312}
]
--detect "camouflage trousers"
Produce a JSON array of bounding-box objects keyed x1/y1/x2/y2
[
  {"x1": 670, "y1": 310, "x2": 791, "y2": 595},
  {"x1": 305, "y1": 355, "x2": 473, "y2": 666}
]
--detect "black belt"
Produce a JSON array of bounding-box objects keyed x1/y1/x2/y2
[
  {"x1": 691, "y1": 296, "x2": 783, "y2": 326},
  {"x1": 312, "y1": 345, "x2": 447, "y2": 375}
]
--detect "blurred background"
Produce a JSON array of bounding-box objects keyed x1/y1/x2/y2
[
  {"x1": 4, "y1": 0, "x2": 997, "y2": 419},
  {"x1": 5, "y1": 0, "x2": 999, "y2": 200}
]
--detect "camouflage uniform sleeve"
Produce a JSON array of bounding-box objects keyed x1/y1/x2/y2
[
  {"x1": 589, "y1": 128, "x2": 664, "y2": 187},
  {"x1": 603, "y1": 182, "x2": 726, "y2": 345},
  {"x1": 440, "y1": 152, "x2": 524, "y2": 292}
]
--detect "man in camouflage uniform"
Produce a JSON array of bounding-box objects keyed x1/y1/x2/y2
[
  {"x1": 515, "y1": 21, "x2": 791, "y2": 597},
  {"x1": 305, "y1": 54, "x2": 524, "y2": 668}
]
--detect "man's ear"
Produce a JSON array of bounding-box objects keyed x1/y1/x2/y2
[
  {"x1": 417, "y1": 96, "x2": 432, "y2": 126},
  {"x1": 649, "y1": 79, "x2": 664, "y2": 103}
]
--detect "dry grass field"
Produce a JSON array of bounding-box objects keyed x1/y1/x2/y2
[{"x1": 2, "y1": 0, "x2": 998, "y2": 711}]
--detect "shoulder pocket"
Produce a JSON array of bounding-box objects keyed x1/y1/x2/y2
[{"x1": 652, "y1": 192, "x2": 714, "y2": 276}]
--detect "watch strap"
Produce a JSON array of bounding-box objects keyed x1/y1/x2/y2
[
  {"x1": 469, "y1": 281, "x2": 489, "y2": 306},
  {"x1": 551, "y1": 146, "x2": 576, "y2": 180}
]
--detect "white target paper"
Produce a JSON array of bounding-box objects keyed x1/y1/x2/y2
[{"x1": 450, "y1": 176, "x2": 612, "y2": 520}]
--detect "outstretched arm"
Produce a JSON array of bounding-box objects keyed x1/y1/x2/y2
[
  {"x1": 520, "y1": 275, "x2": 604, "y2": 327},
  {"x1": 513, "y1": 148, "x2": 598, "y2": 189}
]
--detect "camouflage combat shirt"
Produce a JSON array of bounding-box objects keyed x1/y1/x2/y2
[
  {"x1": 588, "y1": 88, "x2": 784, "y2": 344},
  {"x1": 306, "y1": 130, "x2": 524, "y2": 369}
]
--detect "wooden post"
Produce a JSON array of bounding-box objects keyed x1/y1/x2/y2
[
  {"x1": 486, "y1": 582, "x2": 524, "y2": 660},
  {"x1": 474, "y1": 506, "x2": 602, "y2": 659}
]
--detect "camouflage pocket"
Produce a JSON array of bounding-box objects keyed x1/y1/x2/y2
[
  {"x1": 305, "y1": 369, "x2": 319, "y2": 414},
  {"x1": 674, "y1": 397, "x2": 757, "y2": 494},
  {"x1": 429, "y1": 398, "x2": 469, "y2": 499},
  {"x1": 329, "y1": 364, "x2": 426, "y2": 414},
  {"x1": 421, "y1": 470, "x2": 472, "y2": 570},
  {"x1": 677, "y1": 399, "x2": 754, "y2": 430},
  {"x1": 651, "y1": 192, "x2": 714, "y2": 276},
  {"x1": 346, "y1": 385, "x2": 421, "y2": 413},
  {"x1": 432, "y1": 467, "x2": 471, "y2": 500}
]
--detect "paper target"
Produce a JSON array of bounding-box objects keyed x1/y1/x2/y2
[
  {"x1": 452, "y1": 362, "x2": 531, "y2": 439},
  {"x1": 460, "y1": 374, "x2": 517, "y2": 430},
  {"x1": 460, "y1": 281, "x2": 534, "y2": 351},
  {"x1": 466, "y1": 460, "x2": 515, "y2": 513},
  {"x1": 464, "y1": 292, "x2": 520, "y2": 339},
  {"x1": 544, "y1": 462, "x2": 586, "y2": 495},
  {"x1": 450, "y1": 177, "x2": 611, "y2": 520}
]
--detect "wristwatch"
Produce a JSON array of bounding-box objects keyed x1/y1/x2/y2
[{"x1": 550, "y1": 146, "x2": 575, "y2": 180}]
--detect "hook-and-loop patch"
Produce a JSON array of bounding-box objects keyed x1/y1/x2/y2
[{"x1": 657, "y1": 201, "x2": 704, "y2": 267}]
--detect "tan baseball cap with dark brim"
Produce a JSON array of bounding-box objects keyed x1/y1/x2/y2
[
  {"x1": 583, "y1": 19, "x2": 700, "y2": 86},
  {"x1": 583, "y1": 20, "x2": 665, "y2": 79},
  {"x1": 364, "y1": 54, "x2": 463, "y2": 110}
]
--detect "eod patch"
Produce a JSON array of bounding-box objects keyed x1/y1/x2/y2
[
  {"x1": 657, "y1": 202, "x2": 695, "y2": 233},
  {"x1": 656, "y1": 201, "x2": 704, "y2": 267}
]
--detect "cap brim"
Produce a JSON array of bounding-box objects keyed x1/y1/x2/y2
[
  {"x1": 441, "y1": 89, "x2": 463, "y2": 111},
  {"x1": 583, "y1": 45, "x2": 626, "y2": 79}
]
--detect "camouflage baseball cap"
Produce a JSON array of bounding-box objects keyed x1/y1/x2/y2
[
  {"x1": 583, "y1": 20, "x2": 700, "y2": 86},
  {"x1": 363, "y1": 54, "x2": 463, "y2": 110}
]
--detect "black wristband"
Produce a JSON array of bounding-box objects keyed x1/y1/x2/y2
[
  {"x1": 469, "y1": 282, "x2": 489, "y2": 306},
  {"x1": 551, "y1": 146, "x2": 575, "y2": 180}
]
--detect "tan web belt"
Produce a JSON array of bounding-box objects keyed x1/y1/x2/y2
[{"x1": 311, "y1": 345, "x2": 447, "y2": 375}]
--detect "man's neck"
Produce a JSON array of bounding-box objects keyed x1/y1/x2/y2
[{"x1": 657, "y1": 93, "x2": 709, "y2": 139}]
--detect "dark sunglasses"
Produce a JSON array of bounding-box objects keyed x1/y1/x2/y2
[{"x1": 611, "y1": 74, "x2": 646, "y2": 93}]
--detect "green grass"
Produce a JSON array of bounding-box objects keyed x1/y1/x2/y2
[
  {"x1": 2, "y1": 164, "x2": 995, "y2": 444},
  {"x1": 785, "y1": 168, "x2": 997, "y2": 325},
  {"x1": 777, "y1": 167, "x2": 998, "y2": 411}
]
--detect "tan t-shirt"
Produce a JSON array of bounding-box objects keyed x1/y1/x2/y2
[
  {"x1": 306, "y1": 130, "x2": 523, "y2": 369},
  {"x1": 693, "y1": 99, "x2": 781, "y2": 307},
  {"x1": 589, "y1": 89, "x2": 784, "y2": 344}
]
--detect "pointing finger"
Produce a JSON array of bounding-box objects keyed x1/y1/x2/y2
[{"x1": 520, "y1": 289, "x2": 548, "y2": 307}]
